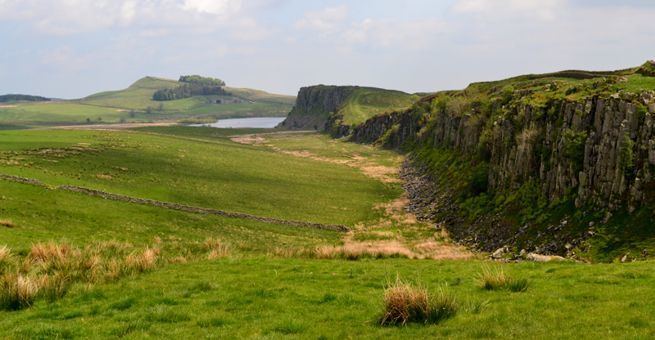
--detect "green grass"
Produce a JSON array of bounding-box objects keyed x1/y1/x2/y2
[
  {"x1": 1, "y1": 258, "x2": 655, "y2": 338},
  {"x1": 0, "y1": 180, "x2": 339, "y2": 251},
  {"x1": 613, "y1": 74, "x2": 655, "y2": 93},
  {"x1": 0, "y1": 128, "x2": 398, "y2": 227},
  {"x1": 263, "y1": 131, "x2": 403, "y2": 167},
  {"x1": 0, "y1": 77, "x2": 294, "y2": 125},
  {"x1": 1, "y1": 126, "x2": 655, "y2": 338},
  {"x1": 340, "y1": 88, "x2": 419, "y2": 126}
]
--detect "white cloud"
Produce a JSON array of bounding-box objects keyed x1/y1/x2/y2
[
  {"x1": 295, "y1": 5, "x2": 446, "y2": 51},
  {"x1": 0, "y1": 0, "x2": 255, "y2": 36},
  {"x1": 343, "y1": 18, "x2": 446, "y2": 49},
  {"x1": 182, "y1": 0, "x2": 242, "y2": 15},
  {"x1": 453, "y1": 0, "x2": 566, "y2": 20},
  {"x1": 295, "y1": 5, "x2": 348, "y2": 33}
]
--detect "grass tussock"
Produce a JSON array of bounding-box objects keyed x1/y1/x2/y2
[
  {"x1": 0, "y1": 245, "x2": 11, "y2": 263},
  {"x1": 204, "y1": 238, "x2": 230, "y2": 260},
  {"x1": 477, "y1": 266, "x2": 529, "y2": 292},
  {"x1": 379, "y1": 278, "x2": 457, "y2": 326},
  {"x1": 0, "y1": 219, "x2": 15, "y2": 228},
  {"x1": 0, "y1": 274, "x2": 40, "y2": 310}
]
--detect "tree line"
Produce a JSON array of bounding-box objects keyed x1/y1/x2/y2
[
  {"x1": 153, "y1": 75, "x2": 227, "y2": 101},
  {"x1": 0, "y1": 94, "x2": 50, "y2": 103}
]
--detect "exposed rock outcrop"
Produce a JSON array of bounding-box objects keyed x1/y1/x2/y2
[
  {"x1": 278, "y1": 85, "x2": 356, "y2": 131},
  {"x1": 348, "y1": 73, "x2": 655, "y2": 257}
]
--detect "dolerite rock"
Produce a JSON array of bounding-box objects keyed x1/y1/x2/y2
[
  {"x1": 352, "y1": 88, "x2": 655, "y2": 257},
  {"x1": 357, "y1": 93, "x2": 655, "y2": 213},
  {"x1": 279, "y1": 85, "x2": 356, "y2": 131}
]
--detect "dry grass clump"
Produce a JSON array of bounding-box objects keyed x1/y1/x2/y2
[
  {"x1": 126, "y1": 248, "x2": 159, "y2": 273},
  {"x1": 477, "y1": 266, "x2": 528, "y2": 292},
  {"x1": 0, "y1": 219, "x2": 15, "y2": 228},
  {"x1": 313, "y1": 242, "x2": 413, "y2": 261},
  {"x1": 203, "y1": 238, "x2": 230, "y2": 260},
  {"x1": 379, "y1": 278, "x2": 458, "y2": 326},
  {"x1": 0, "y1": 274, "x2": 40, "y2": 310},
  {"x1": 0, "y1": 245, "x2": 11, "y2": 263}
]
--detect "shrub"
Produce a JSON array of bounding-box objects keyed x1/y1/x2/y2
[
  {"x1": 379, "y1": 278, "x2": 457, "y2": 326},
  {"x1": 477, "y1": 266, "x2": 528, "y2": 292}
]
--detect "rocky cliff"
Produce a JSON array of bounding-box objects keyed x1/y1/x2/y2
[
  {"x1": 348, "y1": 64, "x2": 655, "y2": 261},
  {"x1": 279, "y1": 85, "x2": 418, "y2": 135},
  {"x1": 278, "y1": 85, "x2": 356, "y2": 131}
]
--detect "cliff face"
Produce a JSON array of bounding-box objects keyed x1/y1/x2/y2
[
  {"x1": 278, "y1": 86, "x2": 355, "y2": 131},
  {"x1": 279, "y1": 85, "x2": 418, "y2": 134},
  {"x1": 349, "y1": 73, "x2": 655, "y2": 259}
]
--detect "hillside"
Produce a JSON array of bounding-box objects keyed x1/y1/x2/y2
[
  {"x1": 347, "y1": 61, "x2": 655, "y2": 261},
  {"x1": 279, "y1": 85, "x2": 419, "y2": 134},
  {"x1": 2, "y1": 127, "x2": 655, "y2": 337},
  {"x1": 0, "y1": 76, "x2": 295, "y2": 126}
]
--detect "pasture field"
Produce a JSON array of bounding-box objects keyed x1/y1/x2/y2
[
  {"x1": 2, "y1": 257, "x2": 655, "y2": 338},
  {"x1": 1, "y1": 127, "x2": 654, "y2": 339}
]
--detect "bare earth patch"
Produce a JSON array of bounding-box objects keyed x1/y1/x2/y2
[{"x1": 232, "y1": 133, "x2": 400, "y2": 183}]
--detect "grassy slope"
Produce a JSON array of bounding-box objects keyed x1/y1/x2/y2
[
  {"x1": 0, "y1": 127, "x2": 398, "y2": 226},
  {"x1": 2, "y1": 258, "x2": 655, "y2": 338},
  {"x1": 0, "y1": 77, "x2": 294, "y2": 125},
  {"x1": 340, "y1": 88, "x2": 419, "y2": 126},
  {"x1": 1, "y1": 129, "x2": 655, "y2": 337},
  {"x1": 0, "y1": 180, "x2": 339, "y2": 252}
]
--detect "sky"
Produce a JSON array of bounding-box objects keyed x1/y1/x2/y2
[{"x1": 1, "y1": 0, "x2": 654, "y2": 98}]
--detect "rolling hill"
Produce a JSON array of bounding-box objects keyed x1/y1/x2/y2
[{"x1": 0, "y1": 76, "x2": 295, "y2": 126}]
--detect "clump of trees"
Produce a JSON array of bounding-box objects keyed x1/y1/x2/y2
[
  {"x1": 178, "y1": 75, "x2": 225, "y2": 87},
  {"x1": 153, "y1": 75, "x2": 228, "y2": 101}
]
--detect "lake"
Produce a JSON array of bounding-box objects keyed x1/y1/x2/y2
[{"x1": 193, "y1": 117, "x2": 285, "y2": 129}]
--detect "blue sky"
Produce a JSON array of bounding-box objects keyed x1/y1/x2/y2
[{"x1": 1, "y1": 0, "x2": 654, "y2": 98}]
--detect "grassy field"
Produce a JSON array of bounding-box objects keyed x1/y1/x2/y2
[
  {"x1": 0, "y1": 77, "x2": 294, "y2": 125},
  {"x1": 0, "y1": 128, "x2": 398, "y2": 226},
  {"x1": 2, "y1": 258, "x2": 655, "y2": 338},
  {"x1": 1, "y1": 127, "x2": 655, "y2": 338}
]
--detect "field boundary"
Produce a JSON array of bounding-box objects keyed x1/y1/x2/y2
[{"x1": 0, "y1": 173, "x2": 350, "y2": 232}]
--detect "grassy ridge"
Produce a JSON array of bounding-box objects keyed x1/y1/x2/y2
[{"x1": 340, "y1": 88, "x2": 419, "y2": 126}]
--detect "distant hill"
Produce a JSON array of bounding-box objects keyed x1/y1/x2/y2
[
  {"x1": 279, "y1": 85, "x2": 419, "y2": 135},
  {"x1": 0, "y1": 76, "x2": 295, "y2": 125},
  {"x1": 0, "y1": 94, "x2": 50, "y2": 103}
]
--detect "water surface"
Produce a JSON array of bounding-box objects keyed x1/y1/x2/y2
[{"x1": 193, "y1": 117, "x2": 285, "y2": 129}]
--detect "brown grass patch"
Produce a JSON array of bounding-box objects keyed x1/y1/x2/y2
[
  {"x1": 380, "y1": 278, "x2": 457, "y2": 326},
  {"x1": 203, "y1": 238, "x2": 230, "y2": 259},
  {"x1": 0, "y1": 219, "x2": 15, "y2": 228},
  {"x1": 0, "y1": 274, "x2": 40, "y2": 310},
  {"x1": 0, "y1": 246, "x2": 11, "y2": 263}
]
